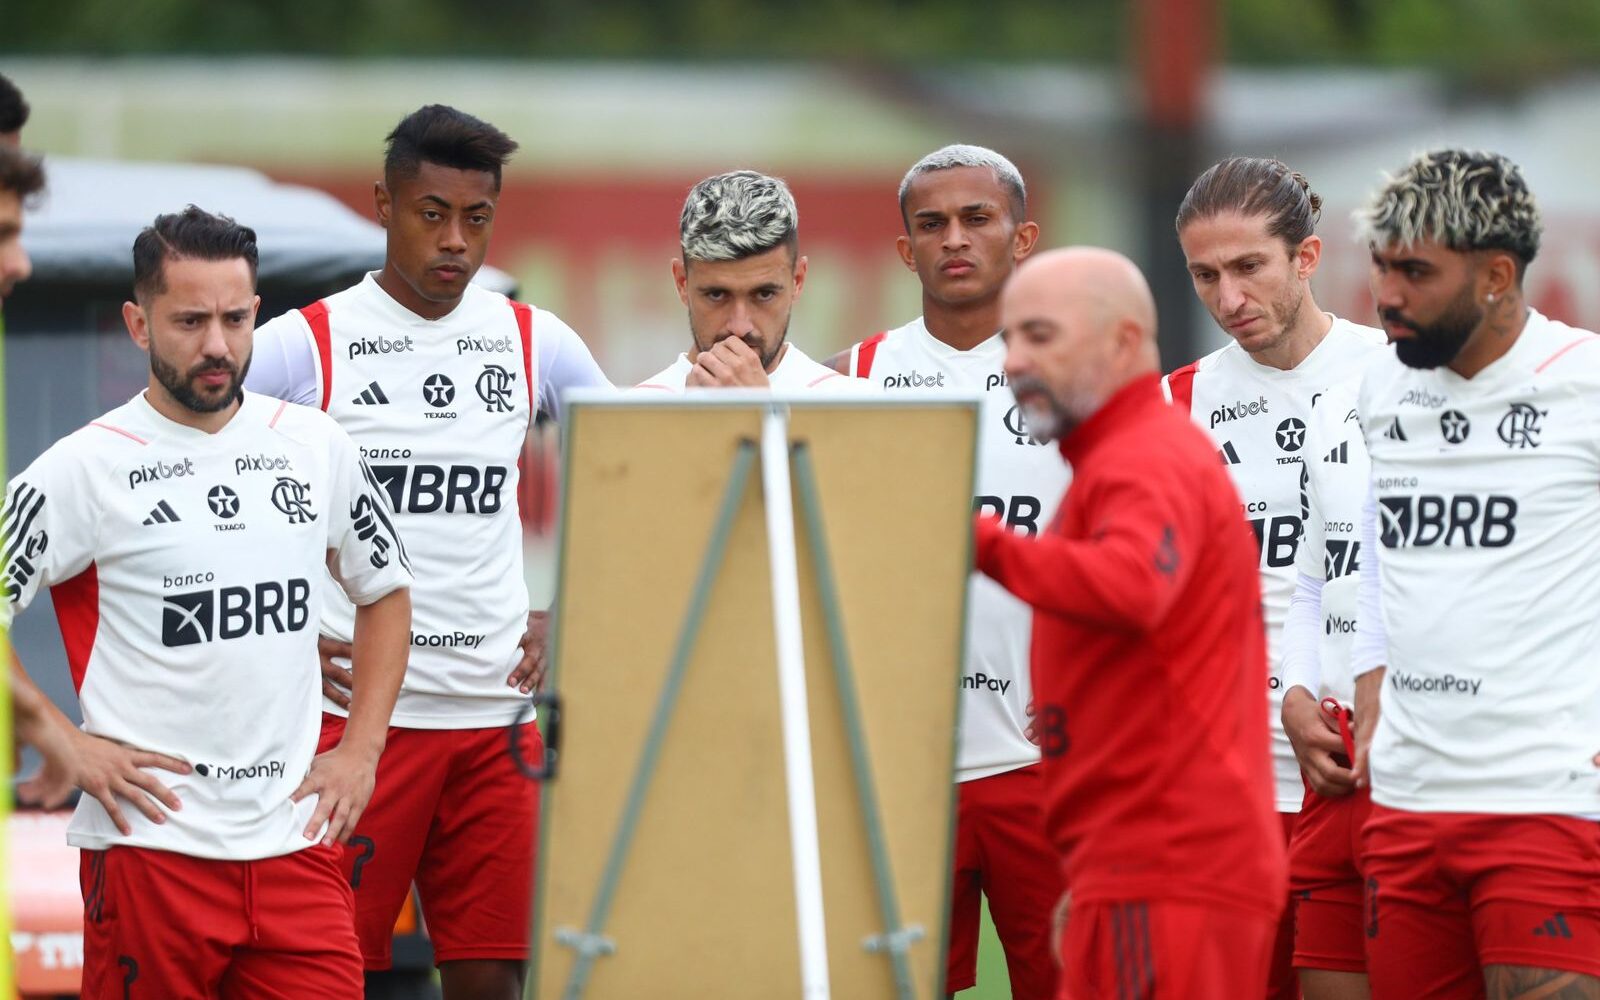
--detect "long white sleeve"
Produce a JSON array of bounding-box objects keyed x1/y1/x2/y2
[
  {"x1": 1352, "y1": 485, "x2": 1389, "y2": 677},
  {"x1": 1280, "y1": 571, "x2": 1325, "y2": 696}
]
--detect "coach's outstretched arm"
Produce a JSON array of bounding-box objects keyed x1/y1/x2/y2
[{"x1": 974, "y1": 470, "x2": 1195, "y2": 633}]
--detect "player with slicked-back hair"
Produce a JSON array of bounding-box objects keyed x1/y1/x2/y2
[
  {"x1": 637, "y1": 169, "x2": 861, "y2": 391},
  {"x1": 1350, "y1": 149, "x2": 1600, "y2": 1000},
  {"x1": 246, "y1": 104, "x2": 611, "y2": 999},
  {"x1": 1164, "y1": 156, "x2": 1385, "y2": 1000},
  {"x1": 830, "y1": 144, "x2": 1063, "y2": 999}
]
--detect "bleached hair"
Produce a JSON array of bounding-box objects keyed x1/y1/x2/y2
[
  {"x1": 898, "y1": 144, "x2": 1027, "y2": 223},
  {"x1": 679, "y1": 170, "x2": 799, "y2": 263},
  {"x1": 1358, "y1": 149, "x2": 1542, "y2": 270}
]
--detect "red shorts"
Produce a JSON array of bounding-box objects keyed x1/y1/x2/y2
[
  {"x1": 318, "y1": 713, "x2": 541, "y2": 969},
  {"x1": 1289, "y1": 786, "x2": 1373, "y2": 973},
  {"x1": 1056, "y1": 898, "x2": 1276, "y2": 1000},
  {"x1": 946, "y1": 764, "x2": 1061, "y2": 999},
  {"x1": 79, "y1": 843, "x2": 360, "y2": 999},
  {"x1": 1362, "y1": 804, "x2": 1600, "y2": 997},
  {"x1": 1265, "y1": 811, "x2": 1299, "y2": 999}
]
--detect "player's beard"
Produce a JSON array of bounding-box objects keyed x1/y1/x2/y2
[
  {"x1": 1382, "y1": 285, "x2": 1481, "y2": 370},
  {"x1": 151, "y1": 345, "x2": 251, "y2": 414},
  {"x1": 698, "y1": 316, "x2": 790, "y2": 372},
  {"x1": 1010, "y1": 374, "x2": 1103, "y2": 444}
]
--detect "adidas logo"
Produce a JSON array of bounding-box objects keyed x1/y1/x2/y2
[
  {"x1": 352, "y1": 382, "x2": 390, "y2": 405},
  {"x1": 1383, "y1": 418, "x2": 1407, "y2": 441},
  {"x1": 142, "y1": 500, "x2": 180, "y2": 525},
  {"x1": 1218, "y1": 441, "x2": 1242, "y2": 466},
  {"x1": 1324, "y1": 442, "x2": 1349, "y2": 464},
  {"x1": 1533, "y1": 913, "x2": 1573, "y2": 939}
]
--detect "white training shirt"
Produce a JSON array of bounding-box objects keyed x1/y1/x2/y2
[
  {"x1": 246, "y1": 272, "x2": 612, "y2": 728},
  {"x1": 846, "y1": 317, "x2": 1071, "y2": 782},
  {"x1": 1280, "y1": 377, "x2": 1370, "y2": 707},
  {"x1": 1163, "y1": 316, "x2": 1385, "y2": 811},
  {"x1": 634, "y1": 342, "x2": 864, "y2": 393},
  {"x1": 0, "y1": 391, "x2": 411, "y2": 860},
  {"x1": 1358, "y1": 310, "x2": 1600, "y2": 814}
]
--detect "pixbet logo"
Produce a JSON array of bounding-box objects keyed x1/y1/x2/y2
[
  {"x1": 1209, "y1": 395, "x2": 1269, "y2": 428},
  {"x1": 882, "y1": 370, "x2": 947, "y2": 389},
  {"x1": 456, "y1": 335, "x2": 514, "y2": 354},
  {"x1": 128, "y1": 458, "x2": 194, "y2": 490},
  {"x1": 348, "y1": 334, "x2": 414, "y2": 360},
  {"x1": 234, "y1": 453, "x2": 293, "y2": 475}
]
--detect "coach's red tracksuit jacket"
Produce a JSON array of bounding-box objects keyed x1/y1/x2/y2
[{"x1": 975, "y1": 373, "x2": 1287, "y2": 920}]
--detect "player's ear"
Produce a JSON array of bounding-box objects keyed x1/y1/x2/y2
[
  {"x1": 1013, "y1": 220, "x2": 1041, "y2": 262},
  {"x1": 249, "y1": 294, "x2": 262, "y2": 327},
  {"x1": 122, "y1": 300, "x2": 151, "y2": 351},
  {"x1": 1294, "y1": 234, "x2": 1322, "y2": 281},
  {"x1": 374, "y1": 181, "x2": 391, "y2": 228},
  {"x1": 895, "y1": 234, "x2": 916, "y2": 273},
  {"x1": 792, "y1": 255, "x2": 808, "y2": 297},
  {"x1": 670, "y1": 258, "x2": 690, "y2": 307}
]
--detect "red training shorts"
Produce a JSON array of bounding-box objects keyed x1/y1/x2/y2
[
  {"x1": 1289, "y1": 784, "x2": 1373, "y2": 974},
  {"x1": 79, "y1": 842, "x2": 360, "y2": 999},
  {"x1": 318, "y1": 713, "x2": 542, "y2": 969},
  {"x1": 1362, "y1": 804, "x2": 1600, "y2": 998},
  {"x1": 946, "y1": 763, "x2": 1061, "y2": 999},
  {"x1": 1265, "y1": 810, "x2": 1299, "y2": 999},
  {"x1": 1056, "y1": 898, "x2": 1276, "y2": 1000}
]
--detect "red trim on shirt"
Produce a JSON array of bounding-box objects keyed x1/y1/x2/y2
[
  {"x1": 511, "y1": 300, "x2": 537, "y2": 416},
  {"x1": 854, "y1": 331, "x2": 888, "y2": 379},
  {"x1": 87, "y1": 423, "x2": 148, "y2": 446},
  {"x1": 1165, "y1": 361, "x2": 1199, "y2": 413},
  {"x1": 50, "y1": 564, "x2": 100, "y2": 694},
  {"x1": 300, "y1": 300, "x2": 334, "y2": 412},
  {"x1": 634, "y1": 383, "x2": 674, "y2": 391},
  {"x1": 268, "y1": 400, "x2": 288, "y2": 428},
  {"x1": 1535, "y1": 334, "x2": 1598, "y2": 373},
  {"x1": 807, "y1": 371, "x2": 843, "y2": 388}
]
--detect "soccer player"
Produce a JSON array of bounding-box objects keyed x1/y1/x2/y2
[
  {"x1": 1, "y1": 206, "x2": 413, "y2": 997},
  {"x1": 1165, "y1": 156, "x2": 1384, "y2": 999},
  {"x1": 0, "y1": 144, "x2": 37, "y2": 300},
  {"x1": 245, "y1": 105, "x2": 611, "y2": 998},
  {"x1": 977, "y1": 246, "x2": 1287, "y2": 999},
  {"x1": 1350, "y1": 149, "x2": 1600, "y2": 999},
  {"x1": 1279, "y1": 374, "x2": 1374, "y2": 1000},
  {"x1": 636, "y1": 170, "x2": 857, "y2": 392},
  {"x1": 829, "y1": 144, "x2": 1064, "y2": 999}
]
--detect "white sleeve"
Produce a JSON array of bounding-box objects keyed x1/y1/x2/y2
[
  {"x1": 324, "y1": 426, "x2": 413, "y2": 606},
  {"x1": 245, "y1": 311, "x2": 321, "y2": 407},
  {"x1": 534, "y1": 310, "x2": 613, "y2": 422},
  {"x1": 1281, "y1": 572, "x2": 1325, "y2": 696},
  {"x1": 0, "y1": 445, "x2": 100, "y2": 629},
  {"x1": 1352, "y1": 485, "x2": 1389, "y2": 677}
]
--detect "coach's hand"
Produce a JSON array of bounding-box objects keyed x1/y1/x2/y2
[
  {"x1": 318, "y1": 634, "x2": 355, "y2": 711},
  {"x1": 293, "y1": 744, "x2": 379, "y2": 847},
  {"x1": 1352, "y1": 667, "x2": 1385, "y2": 789},
  {"x1": 1282, "y1": 685, "x2": 1355, "y2": 797},
  {"x1": 54, "y1": 728, "x2": 190, "y2": 835},
  {"x1": 687, "y1": 337, "x2": 770, "y2": 388},
  {"x1": 507, "y1": 608, "x2": 549, "y2": 694}
]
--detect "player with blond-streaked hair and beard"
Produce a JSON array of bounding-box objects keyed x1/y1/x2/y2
[
  {"x1": 1352, "y1": 148, "x2": 1600, "y2": 1000},
  {"x1": 635, "y1": 169, "x2": 860, "y2": 392}
]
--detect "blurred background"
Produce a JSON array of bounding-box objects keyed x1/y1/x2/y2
[{"x1": 6, "y1": 1, "x2": 1600, "y2": 995}]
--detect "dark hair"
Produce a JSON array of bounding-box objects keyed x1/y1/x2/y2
[
  {"x1": 1175, "y1": 157, "x2": 1323, "y2": 252},
  {"x1": 384, "y1": 105, "x2": 519, "y2": 191},
  {"x1": 132, "y1": 205, "x2": 259, "y2": 303},
  {"x1": 0, "y1": 73, "x2": 28, "y2": 135},
  {"x1": 0, "y1": 145, "x2": 46, "y2": 201}
]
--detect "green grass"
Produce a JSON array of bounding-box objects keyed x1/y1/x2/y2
[{"x1": 954, "y1": 898, "x2": 1012, "y2": 999}]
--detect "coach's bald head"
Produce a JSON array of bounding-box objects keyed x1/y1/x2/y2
[{"x1": 999, "y1": 247, "x2": 1160, "y2": 442}]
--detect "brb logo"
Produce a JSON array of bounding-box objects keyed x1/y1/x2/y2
[
  {"x1": 1378, "y1": 494, "x2": 1518, "y2": 548},
  {"x1": 475, "y1": 364, "x2": 517, "y2": 413},
  {"x1": 160, "y1": 575, "x2": 311, "y2": 647},
  {"x1": 348, "y1": 334, "x2": 414, "y2": 360},
  {"x1": 270, "y1": 477, "x2": 316, "y2": 524},
  {"x1": 975, "y1": 494, "x2": 1042, "y2": 536},
  {"x1": 1209, "y1": 395, "x2": 1269, "y2": 428},
  {"x1": 128, "y1": 458, "x2": 195, "y2": 490},
  {"x1": 370, "y1": 464, "x2": 508, "y2": 515}
]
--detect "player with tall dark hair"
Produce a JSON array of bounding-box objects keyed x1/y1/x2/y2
[
  {"x1": 2, "y1": 206, "x2": 413, "y2": 997},
  {"x1": 247, "y1": 104, "x2": 611, "y2": 998}
]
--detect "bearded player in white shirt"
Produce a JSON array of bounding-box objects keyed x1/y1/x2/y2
[
  {"x1": 1, "y1": 207, "x2": 413, "y2": 998},
  {"x1": 635, "y1": 170, "x2": 859, "y2": 393},
  {"x1": 245, "y1": 105, "x2": 611, "y2": 999},
  {"x1": 827, "y1": 145, "x2": 1064, "y2": 1000},
  {"x1": 1350, "y1": 149, "x2": 1600, "y2": 1000},
  {"x1": 1164, "y1": 157, "x2": 1385, "y2": 1000}
]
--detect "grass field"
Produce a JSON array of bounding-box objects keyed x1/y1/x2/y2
[{"x1": 955, "y1": 900, "x2": 1012, "y2": 999}]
